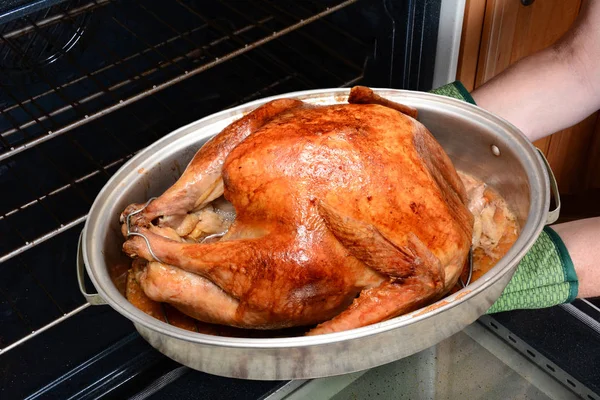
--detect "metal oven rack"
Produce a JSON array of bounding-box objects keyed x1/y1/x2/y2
[{"x1": 0, "y1": 0, "x2": 371, "y2": 356}]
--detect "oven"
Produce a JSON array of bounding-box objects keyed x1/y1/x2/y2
[{"x1": 0, "y1": 1, "x2": 598, "y2": 399}]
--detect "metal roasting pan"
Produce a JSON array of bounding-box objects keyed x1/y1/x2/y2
[{"x1": 77, "y1": 88, "x2": 560, "y2": 380}]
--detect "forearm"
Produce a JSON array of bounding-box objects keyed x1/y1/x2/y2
[
  {"x1": 472, "y1": 46, "x2": 599, "y2": 142},
  {"x1": 551, "y1": 217, "x2": 600, "y2": 298},
  {"x1": 471, "y1": 0, "x2": 600, "y2": 142}
]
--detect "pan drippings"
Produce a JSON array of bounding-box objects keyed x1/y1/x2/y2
[{"x1": 459, "y1": 172, "x2": 520, "y2": 284}]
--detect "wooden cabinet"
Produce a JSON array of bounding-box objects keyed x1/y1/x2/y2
[{"x1": 456, "y1": 0, "x2": 600, "y2": 219}]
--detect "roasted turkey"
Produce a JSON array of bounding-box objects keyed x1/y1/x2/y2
[{"x1": 121, "y1": 87, "x2": 473, "y2": 335}]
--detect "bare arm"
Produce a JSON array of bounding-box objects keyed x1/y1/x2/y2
[
  {"x1": 471, "y1": 0, "x2": 600, "y2": 142},
  {"x1": 551, "y1": 218, "x2": 600, "y2": 299},
  {"x1": 470, "y1": 1, "x2": 600, "y2": 299}
]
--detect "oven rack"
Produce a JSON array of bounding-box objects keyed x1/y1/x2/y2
[
  {"x1": 0, "y1": 0, "x2": 368, "y2": 354},
  {"x1": 0, "y1": 0, "x2": 364, "y2": 160}
]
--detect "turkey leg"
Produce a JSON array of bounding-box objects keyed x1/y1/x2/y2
[
  {"x1": 136, "y1": 261, "x2": 240, "y2": 325},
  {"x1": 121, "y1": 98, "x2": 304, "y2": 226},
  {"x1": 123, "y1": 227, "x2": 268, "y2": 299},
  {"x1": 137, "y1": 262, "x2": 292, "y2": 328}
]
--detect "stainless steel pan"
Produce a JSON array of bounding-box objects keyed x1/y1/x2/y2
[{"x1": 77, "y1": 88, "x2": 559, "y2": 380}]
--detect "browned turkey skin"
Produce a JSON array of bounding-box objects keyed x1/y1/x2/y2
[{"x1": 120, "y1": 87, "x2": 473, "y2": 335}]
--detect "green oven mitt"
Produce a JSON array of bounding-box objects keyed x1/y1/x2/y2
[{"x1": 429, "y1": 81, "x2": 578, "y2": 313}]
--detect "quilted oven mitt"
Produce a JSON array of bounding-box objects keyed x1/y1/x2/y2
[{"x1": 430, "y1": 81, "x2": 578, "y2": 313}]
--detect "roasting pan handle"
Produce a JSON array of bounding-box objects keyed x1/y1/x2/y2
[
  {"x1": 77, "y1": 231, "x2": 107, "y2": 306},
  {"x1": 537, "y1": 149, "x2": 561, "y2": 225}
]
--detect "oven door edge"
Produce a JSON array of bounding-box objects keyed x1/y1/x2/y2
[{"x1": 432, "y1": 0, "x2": 466, "y2": 88}]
